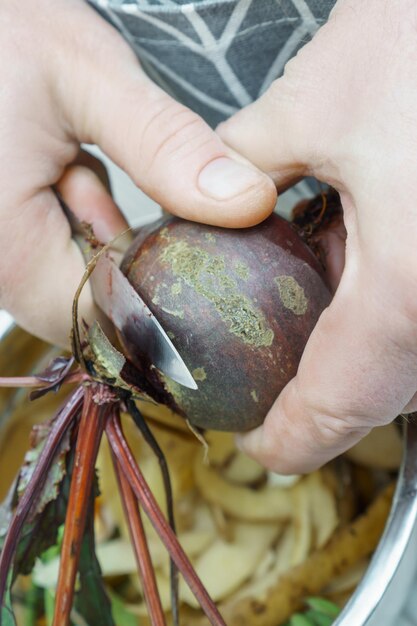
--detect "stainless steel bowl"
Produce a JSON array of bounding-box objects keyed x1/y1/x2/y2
[
  {"x1": 1, "y1": 310, "x2": 417, "y2": 625},
  {"x1": 335, "y1": 419, "x2": 417, "y2": 626}
]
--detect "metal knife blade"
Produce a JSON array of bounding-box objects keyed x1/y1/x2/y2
[
  {"x1": 56, "y1": 190, "x2": 197, "y2": 390},
  {"x1": 91, "y1": 251, "x2": 198, "y2": 390}
]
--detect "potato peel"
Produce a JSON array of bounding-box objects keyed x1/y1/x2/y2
[
  {"x1": 194, "y1": 459, "x2": 293, "y2": 522},
  {"x1": 211, "y1": 484, "x2": 394, "y2": 626}
]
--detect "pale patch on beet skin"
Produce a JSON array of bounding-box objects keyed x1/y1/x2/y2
[
  {"x1": 192, "y1": 367, "x2": 207, "y2": 382},
  {"x1": 160, "y1": 240, "x2": 274, "y2": 349},
  {"x1": 275, "y1": 275, "x2": 308, "y2": 316}
]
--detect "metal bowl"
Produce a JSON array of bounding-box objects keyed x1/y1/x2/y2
[
  {"x1": 335, "y1": 418, "x2": 417, "y2": 625},
  {"x1": 1, "y1": 310, "x2": 417, "y2": 625}
]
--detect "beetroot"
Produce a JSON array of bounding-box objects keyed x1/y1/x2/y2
[{"x1": 119, "y1": 213, "x2": 331, "y2": 432}]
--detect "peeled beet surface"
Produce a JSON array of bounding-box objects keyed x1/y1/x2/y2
[{"x1": 120, "y1": 214, "x2": 331, "y2": 432}]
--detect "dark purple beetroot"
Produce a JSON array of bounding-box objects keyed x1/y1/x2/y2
[{"x1": 119, "y1": 214, "x2": 331, "y2": 432}]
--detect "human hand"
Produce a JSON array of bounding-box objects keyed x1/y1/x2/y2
[
  {"x1": 216, "y1": 0, "x2": 417, "y2": 472},
  {"x1": 0, "y1": 0, "x2": 275, "y2": 348}
]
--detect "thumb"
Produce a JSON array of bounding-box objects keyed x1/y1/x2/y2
[
  {"x1": 52, "y1": 1, "x2": 276, "y2": 228},
  {"x1": 237, "y1": 251, "x2": 417, "y2": 474}
]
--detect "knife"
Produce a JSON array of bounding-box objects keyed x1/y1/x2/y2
[{"x1": 56, "y1": 191, "x2": 197, "y2": 390}]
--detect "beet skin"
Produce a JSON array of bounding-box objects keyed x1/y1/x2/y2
[{"x1": 119, "y1": 214, "x2": 331, "y2": 432}]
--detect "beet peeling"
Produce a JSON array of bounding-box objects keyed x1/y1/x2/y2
[{"x1": 119, "y1": 213, "x2": 331, "y2": 432}]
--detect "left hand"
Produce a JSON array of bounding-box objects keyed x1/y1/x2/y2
[
  {"x1": 214, "y1": 0, "x2": 417, "y2": 473},
  {"x1": 0, "y1": 0, "x2": 275, "y2": 349}
]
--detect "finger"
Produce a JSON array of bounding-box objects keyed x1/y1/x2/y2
[
  {"x1": 0, "y1": 166, "x2": 125, "y2": 348},
  {"x1": 236, "y1": 243, "x2": 417, "y2": 474},
  {"x1": 57, "y1": 161, "x2": 128, "y2": 244},
  {"x1": 0, "y1": 189, "x2": 93, "y2": 349},
  {"x1": 51, "y1": 0, "x2": 277, "y2": 228},
  {"x1": 73, "y1": 150, "x2": 112, "y2": 193},
  {"x1": 57, "y1": 163, "x2": 127, "y2": 341}
]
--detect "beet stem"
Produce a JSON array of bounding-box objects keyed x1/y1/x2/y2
[
  {"x1": 52, "y1": 386, "x2": 109, "y2": 626},
  {"x1": 0, "y1": 387, "x2": 84, "y2": 616},
  {"x1": 0, "y1": 372, "x2": 87, "y2": 389},
  {"x1": 106, "y1": 413, "x2": 226, "y2": 626},
  {"x1": 0, "y1": 376, "x2": 47, "y2": 388},
  {"x1": 111, "y1": 440, "x2": 166, "y2": 626},
  {"x1": 127, "y1": 398, "x2": 179, "y2": 626}
]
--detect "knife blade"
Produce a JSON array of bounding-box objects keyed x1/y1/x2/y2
[
  {"x1": 57, "y1": 191, "x2": 197, "y2": 390},
  {"x1": 91, "y1": 251, "x2": 197, "y2": 389}
]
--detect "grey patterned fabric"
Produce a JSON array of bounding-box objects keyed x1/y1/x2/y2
[{"x1": 90, "y1": 0, "x2": 336, "y2": 127}]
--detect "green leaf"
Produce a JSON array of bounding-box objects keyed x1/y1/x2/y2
[
  {"x1": 0, "y1": 438, "x2": 74, "y2": 626},
  {"x1": 109, "y1": 591, "x2": 138, "y2": 626},
  {"x1": 0, "y1": 419, "x2": 75, "y2": 589},
  {"x1": 0, "y1": 442, "x2": 73, "y2": 626},
  {"x1": 304, "y1": 609, "x2": 334, "y2": 626},
  {"x1": 1, "y1": 602, "x2": 16, "y2": 625},
  {"x1": 290, "y1": 614, "x2": 315, "y2": 626},
  {"x1": 12, "y1": 450, "x2": 73, "y2": 577},
  {"x1": 74, "y1": 494, "x2": 115, "y2": 626},
  {"x1": 39, "y1": 525, "x2": 64, "y2": 565},
  {"x1": 22, "y1": 582, "x2": 44, "y2": 626},
  {"x1": 44, "y1": 587, "x2": 55, "y2": 626},
  {"x1": 306, "y1": 598, "x2": 340, "y2": 618},
  {"x1": 1, "y1": 571, "x2": 16, "y2": 626},
  {"x1": 35, "y1": 479, "x2": 115, "y2": 626},
  {"x1": 16, "y1": 422, "x2": 72, "y2": 521},
  {"x1": 0, "y1": 484, "x2": 16, "y2": 544}
]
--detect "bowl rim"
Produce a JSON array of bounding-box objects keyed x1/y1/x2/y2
[{"x1": 334, "y1": 418, "x2": 417, "y2": 625}]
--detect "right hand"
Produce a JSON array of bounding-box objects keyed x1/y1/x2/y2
[
  {"x1": 217, "y1": 0, "x2": 417, "y2": 473},
  {"x1": 0, "y1": 0, "x2": 276, "y2": 348}
]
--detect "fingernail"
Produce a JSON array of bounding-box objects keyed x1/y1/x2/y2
[
  {"x1": 198, "y1": 157, "x2": 265, "y2": 201},
  {"x1": 92, "y1": 220, "x2": 131, "y2": 250},
  {"x1": 92, "y1": 219, "x2": 116, "y2": 244}
]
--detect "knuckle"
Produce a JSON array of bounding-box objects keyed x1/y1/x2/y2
[
  {"x1": 291, "y1": 380, "x2": 372, "y2": 450},
  {"x1": 138, "y1": 103, "x2": 214, "y2": 178},
  {"x1": 266, "y1": 42, "x2": 314, "y2": 112},
  {"x1": 309, "y1": 410, "x2": 370, "y2": 450},
  {"x1": 263, "y1": 64, "x2": 320, "y2": 163}
]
